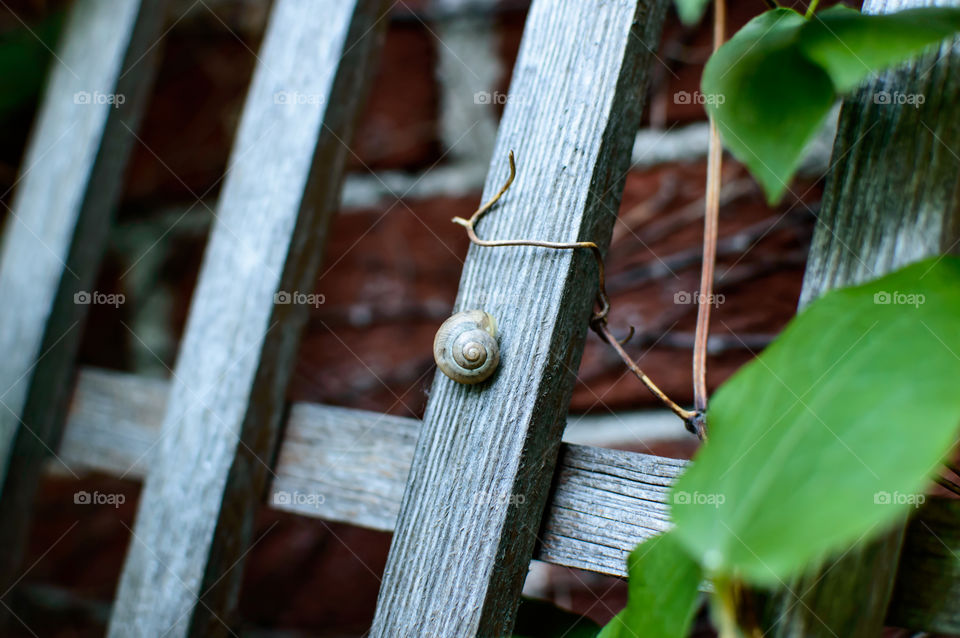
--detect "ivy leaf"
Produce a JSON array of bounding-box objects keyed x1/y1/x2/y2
[
  {"x1": 675, "y1": 0, "x2": 711, "y2": 26},
  {"x1": 800, "y1": 5, "x2": 960, "y2": 92},
  {"x1": 598, "y1": 532, "x2": 702, "y2": 638},
  {"x1": 671, "y1": 257, "x2": 960, "y2": 586},
  {"x1": 703, "y1": 5, "x2": 960, "y2": 203},
  {"x1": 702, "y1": 9, "x2": 835, "y2": 204}
]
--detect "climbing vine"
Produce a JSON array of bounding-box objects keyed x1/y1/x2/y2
[{"x1": 508, "y1": 2, "x2": 960, "y2": 637}]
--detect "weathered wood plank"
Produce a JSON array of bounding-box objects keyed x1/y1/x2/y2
[
  {"x1": 107, "y1": 2, "x2": 387, "y2": 636},
  {"x1": 60, "y1": 369, "x2": 168, "y2": 479},
  {"x1": 61, "y1": 367, "x2": 684, "y2": 574},
  {"x1": 764, "y1": 0, "x2": 960, "y2": 635},
  {"x1": 887, "y1": 498, "x2": 960, "y2": 632},
  {"x1": 537, "y1": 444, "x2": 681, "y2": 574},
  {"x1": 57, "y1": 367, "x2": 960, "y2": 631},
  {"x1": 0, "y1": 0, "x2": 167, "y2": 595},
  {"x1": 269, "y1": 402, "x2": 420, "y2": 532},
  {"x1": 370, "y1": 1, "x2": 669, "y2": 635}
]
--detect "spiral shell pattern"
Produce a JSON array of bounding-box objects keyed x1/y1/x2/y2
[{"x1": 433, "y1": 310, "x2": 499, "y2": 384}]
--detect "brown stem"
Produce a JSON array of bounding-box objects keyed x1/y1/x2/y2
[
  {"x1": 692, "y1": 0, "x2": 726, "y2": 416},
  {"x1": 592, "y1": 320, "x2": 700, "y2": 431}
]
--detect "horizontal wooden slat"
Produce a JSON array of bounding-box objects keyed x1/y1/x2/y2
[
  {"x1": 269, "y1": 402, "x2": 419, "y2": 532},
  {"x1": 62, "y1": 368, "x2": 680, "y2": 576},
  {"x1": 539, "y1": 443, "x2": 681, "y2": 574},
  {"x1": 58, "y1": 367, "x2": 960, "y2": 632},
  {"x1": 59, "y1": 370, "x2": 168, "y2": 479}
]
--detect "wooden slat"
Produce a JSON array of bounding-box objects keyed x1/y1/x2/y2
[
  {"x1": 63, "y1": 369, "x2": 686, "y2": 578},
  {"x1": 764, "y1": 0, "x2": 960, "y2": 635},
  {"x1": 888, "y1": 499, "x2": 960, "y2": 632},
  {"x1": 270, "y1": 402, "x2": 420, "y2": 532},
  {"x1": 59, "y1": 367, "x2": 960, "y2": 633},
  {"x1": 107, "y1": 2, "x2": 387, "y2": 636},
  {"x1": 370, "y1": 1, "x2": 669, "y2": 635},
  {"x1": 0, "y1": 0, "x2": 167, "y2": 594},
  {"x1": 538, "y1": 444, "x2": 681, "y2": 574},
  {"x1": 60, "y1": 369, "x2": 168, "y2": 479},
  {"x1": 61, "y1": 367, "x2": 682, "y2": 576}
]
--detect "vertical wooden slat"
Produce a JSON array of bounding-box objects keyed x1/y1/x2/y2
[
  {"x1": 370, "y1": 1, "x2": 669, "y2": 635},
  {"x1": 764, "y1": 0, "x2": 960, "y2": 635},
  {"x1": 0, "y1": 0, "x2": 167, "y2": 593},
  {"x1": 107, "y1": 1, "x2": 387, "y2": 636}
]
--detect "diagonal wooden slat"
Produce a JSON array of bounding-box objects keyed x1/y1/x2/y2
[
  {"x1": 763, "y1": 0, "x2": 960, "y2": 635},
  {"x1": 58, "y1": 367, "x2": 960, "y2": 634},
  {"x1": 107, "y1": 2, "x2": 388, "y2": 636},
  {"x1": 369, "y1": 1, "x2": 669, "y2": 634},
  {"x1": 0, "y1": 0, "x2": 168, "y2": 594},
  {"x1": 888, "y1": 498, "x2": 960, "y2": 633}
]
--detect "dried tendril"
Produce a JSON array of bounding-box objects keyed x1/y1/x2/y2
[{"x1": 453, "y1": 150, "x2": 704, "y2": 437}]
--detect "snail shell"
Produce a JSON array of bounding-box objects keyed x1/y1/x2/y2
[{"x1": 433, "y1": 310, "x2": 500, "y2": 384}]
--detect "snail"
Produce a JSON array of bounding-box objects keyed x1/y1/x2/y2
[{"x1": 433, "y1": 310, "x2": 500, "y2": 384}]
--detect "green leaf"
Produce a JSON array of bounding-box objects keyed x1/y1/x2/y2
[
  {"x1": 702, "y1": 9, "x2": 836, "y2": 204},
  {"x1": 702, "y1": 5, "x2": 960, "y2": 203},
  {"x1": 800, "y1": 5, "x2": 960, "y2": 92},
  {"x1": 672, "y1": 257, "x2": 960, "y2": 586},
  {"x1": 675, "y1": 0, "x2": 711, "y2": 26},
  {"x1": 598, "y1": 532, "x2": 702, "y2": 638},
  {"x1": 512, "y1": 597, "x2": 599, "y2": 638}
]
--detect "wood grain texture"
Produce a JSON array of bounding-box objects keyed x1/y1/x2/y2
[
  {"x1": 269, "y1": 402, "x2": 420, "y2": 532},
  {"x1": 799, "y1": 0, "x2": 960, "y2": 307},
  {"x1": 887, "y1": 498, "x2": 960, "y2": 632},
  {"x1": 60, "y1": 369, "x2": 168, "y2": 479},
  {"x1": 370, "y1": 1, "x2": 668, "y2": 635},
  {"x1": 107, "y1": 2, "x2": 387, "y2": 636},
  {"x1": 765, "y1": 0, "x2": 960, "y2": 635},
  {"x1": 58, "y1": 368, "x2": 960, "y2": 631},
  {"x1": 0, "y1": 0, "x2": 167, "y2": 595},
  {"x1": 61, "y1": 368, "x2": 684, "y2": 574},
  {"x1": 536, "y1": 443, "x2": 683, "y2": 575}
]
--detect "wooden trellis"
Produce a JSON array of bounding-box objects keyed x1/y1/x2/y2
[{"x1": 0, "y1": 0, "x2": 958, "y2": 636}]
